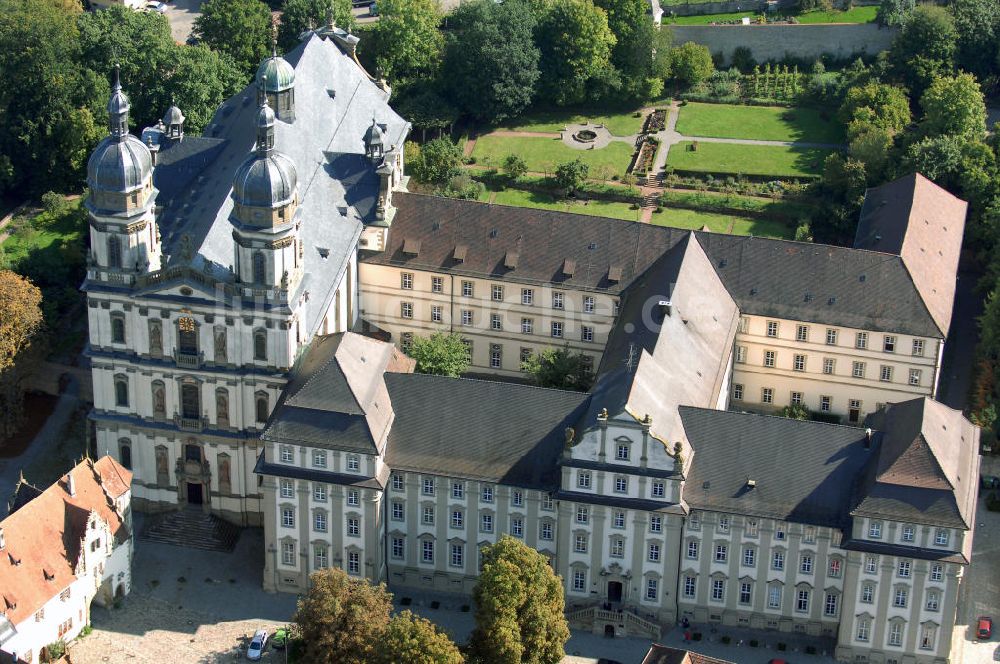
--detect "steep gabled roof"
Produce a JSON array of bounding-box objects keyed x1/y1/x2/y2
[
  {"x1": 641, "y1": 644, "x2": 735, "y2": 664},
  {"x1": 0, "y1": 457, "x2": 130, "y2": 626},
  {"x1": 855, "y1": 173, "x2": 967, "y2": 336},
  {"x1": 854, "y1": 398, "x2": 979, "y2": 529},
  {"x1": 262, "y1": 333, "x2": 410, "y2": 454}
]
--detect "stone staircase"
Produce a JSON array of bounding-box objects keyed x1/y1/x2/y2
[
  {"x1": 641, "y1": 191, "x2": 660, "y2": 209},
  {"x1": 566, "y1": 603, "x2": 662, "y2": 639},
  {"x1": 140, "y1": 508, "x2": 241, "y2": 552}
]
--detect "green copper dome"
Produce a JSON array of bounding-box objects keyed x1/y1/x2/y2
[{"x1": 256, "y1": 53, "x2": 295, "y2": 93}]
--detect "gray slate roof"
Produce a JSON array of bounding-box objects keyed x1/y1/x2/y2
[
  {"x1": 149, "y1": 31, "x2": 408, "y2": 334},
  {"x1": 679, "y1": 406, "x2": 874, "y2": 527},
  {"x1": 365, "y1": 193, "x2": 945, "y2": 337},
  {"x1": 384, "y1": 373, "x2": 590, "y2": 489}
]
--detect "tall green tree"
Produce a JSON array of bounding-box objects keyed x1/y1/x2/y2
[
  {"x1": 919, "y1": 72, "x2": 988, "y2": 138},
  {"x1": 411, "y1": 137, "x2": 463, "y2": 184},
  {"x1": 522, "y1": 346, "x2": 593, "y2": 391},
  {"x1": 443, "y1": 0, "x2": 540, "y2": 123},
  {"x1": 277, "y1": 0, "x2": 355, "y2": 53},
  {"x1": 554, "y1": 159, "x2": 589, "y2": 194},
  {"x1": 164, "y1": 46, "x2": 245, "y2": 133},
  {"x1": 902, "y1": 134, "x2": 997, "y2": 211},
  {"x1": 875, "y1": 0, "x2": 913, "y2": 27},
  {"x1": 78, "y1": 6, "x2": 176, "y2": 130},
  {"x1": 536, "y1": 0, "x2": 616, "y2": 105},
  {"x1": 372, "y1": 611, "x2": 463, "y2": 664},
  {"x1": 669, "y1": 41, "x2": 714, "y2": 88},
  {"x1": 839, "y1": 82, "x2": 911, "y2": 136},
  {"x1": 0, "y1": 0, "x2": 105, "y2": 196},
  {"x1": 369, "y1": 0, "x2": 443, "y2": 82},
  {"x1": 468, "y1": 536, "x2": 570, "y2": 664},
  {"x1": 0, "y1": 271, "x2": 45, "y2": 439},
  {"x1": 195, "y1": 0, "x2": 273, "y2": 79},
  {"x1": 293, "y1": 568, "x2": 393, "y2": 664},
  {"x1": 592, "y1": 0, "x2": 649, "y2": 94},
  {"x1": 888, "y1": 5, "x2": 957, "y2": 97},
  {"x1": 408, "y1": 332, "x2": 470, "y2": 376},
  {"x1": 950, "y1": 0, "x2": 1000, "y2": 82}
]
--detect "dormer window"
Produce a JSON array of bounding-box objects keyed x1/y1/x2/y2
[
  {"x1": 616, "y1": 443, "x2": 630, "y2": 461},
  {"x1": 868, "y1": 521, "x2": 882, "y2": 539}
]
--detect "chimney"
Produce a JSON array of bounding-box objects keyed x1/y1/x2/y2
[
  {"x1": 0, "y1": 527, "x2": 5, "y2": 550},
  {"x1": 66, "y1": 472, "x2": 76, "y2": 497},
  {"x1": 864, "y1": 428, "x2": 873, "y2": 449},
  {"x1": 746, "y1": 478, "x2": 756, "y2": 489}
]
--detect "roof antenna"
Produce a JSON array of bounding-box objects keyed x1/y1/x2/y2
[{"x1": 624, "y1": 342, "x2": 638, "y2": 373}]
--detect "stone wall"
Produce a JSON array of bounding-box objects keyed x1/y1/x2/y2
[
  {"x1": 663, "y1": 0, "x2": 795, "y2": 17},
  {"x1": 667, "y1": 23, "x2": 897, "y2": 65}
]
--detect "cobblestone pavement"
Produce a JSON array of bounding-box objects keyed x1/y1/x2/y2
[{"x1": 950, "y1": 496, "x2": 1000, "y2": 664}]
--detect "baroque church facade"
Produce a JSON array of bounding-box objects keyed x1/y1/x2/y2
[{"x1": 83, "y1": 24, "x2": 979, "y2": 664}]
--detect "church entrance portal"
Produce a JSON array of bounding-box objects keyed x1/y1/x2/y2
[
  {"x1": 608, "y1": 581, "x2": 623, "y2": 603},
  {"x1": 186, "y1": 481, "x2": 203, "y2": 505}
]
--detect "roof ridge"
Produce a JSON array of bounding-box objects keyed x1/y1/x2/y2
[{"x1": 679, "y1": 404, "x2": 867, "y2": 432}]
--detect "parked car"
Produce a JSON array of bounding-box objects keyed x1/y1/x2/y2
[
  {"x1": 978, "y1": 616, "x2": 993, "y2": 639},
  {"x1": 272, "y1": 626, "x2": 288, "y2": 650},
  {"x1": 768, "y1": 660, "x2": 789, "y2": 664},
  {"x1": 145, "y1": 1, "x2": 167, "y2": 12},
  {"x1": 247, "y1": 629, "x2": 268, "y2": 660}
]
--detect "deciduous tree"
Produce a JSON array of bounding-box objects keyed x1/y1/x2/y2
[
  {"x1": 412, "y1": 137, "x2": 463, "y2": 184},
  {"x1": 293, "y1": 567, "x2": 393, "y2": 664},
  {"x1": 277, "y1": 0, "x2": 355, "y2": 53},
  {"x1": 839, "y1": 82, "x2": 911, "y2": 136},
  {"x1": 554, "y1": 158, "x2": 589, "y2": 194},
  {"x1": 522, "y1": 346, "x2": 593, "y2": 391},
  {"x1": 503, "y1": 154, "x2": 528, "y2": 180},
  {"x1": 408, "y1": 332, "x2": 470, "y2": 377},
  {"x1": 669, "y1": 41, "x2": 714, "y2": 88},
  {"x1": 536, "y1": 0, "x2": 616, "y2": 106},
  {"x1": 443, "y1": 0, "x2": 540, "y2": 123},
  {"x1": 950, "y1": 0, "x2": 1000, "y2": 82},
  {"x1": 195, "y1": 0, "x2": 273, "y2": 79},
  {"x1": 876, "y1": 0, "x2": 913, "y2": 27},
  {"x1": 0, "y1": 271, "x2": 44, "y2": 440},
  {"x1": 162, "y1": 46, "x2": 245, "y2": 134},
  {"x1": 888, "y1": 5, "x2": 957, "y2": 97},
  {"x1": 919, "y1": 72, "x2": 987, "y2": 138},
  {"x1": 468, "y1": 536, "x2": 570, "y2": 664},
  {"x1": 369, "y1": 0, "x2": 443, "y2": 82},
  {"x1": 372, "y1": 611, "x2": 463, "y2": 664}
]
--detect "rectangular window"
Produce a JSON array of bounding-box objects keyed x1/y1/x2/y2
[
  {"x1": 281, "y1": 541, "x2": 295, "y2": 565},
  {"x1": 576, "y1": 505, "x2": 589, "y2": 524},
  {"x1": 280, "y1": 446, "x2": 294, "y2": 463},
  {"x1": 820, "y1": 396, "x2": 831, "y2": 412},
  {"x1": 853, "y1": 361, "x2": 866, "y2": 378},
  {"x1": 739, "y1": 582, "x2": 752, "y2": 604},
  {"x1": 687, "y1": 541, "x2": 699, "y2": 559},
  {"x1": 481, "y1": 513, "x2": 493, "y2": 533},
  {"x1": 512, "y1": 490, "x2": 523, "y2": 507},
  {"x1": 346, "y1": 455, "x2": 360, "y2": 472},
  {"x1": 646, "y1": 578, "x2": 658, "y2": 601},
  {"x1": 742, "y1": 547, "x2": 756, "y2": 567},
  {"x1": 520, "y1": 318, "x2": 533, "y2": 334},
  {"x1": 431, "y1": 276, "x2": 443, "y2": 293},
  {"x1": 613, "y1": 511, "x2": 625, "y2": 528},
  {"x1": 715, "y1": 544, "x2": 728, "y2": 562},
  {"x1": 281, "y1": 508, "x2": 295, "y2": 528},
  {"x1": 766, "y1": 321, "x2": 778, "y2": 338},
  {"x1": 897, "y1": 560, "x2": 911, "y2": 578},
  {"x1": 888, "y1": 622, "x2": 902, "y2": 646},
  {"x1": 768, "y1": 586, "x2": 781, "y2": 609},
  {"x1": 684, "y1": 576, "x2": 696, "y2": 598},
  {"x1": 826, "y1": 329, "x2": 838, "y2": 345},
  {"x1": 401, "y1": 272, "x2": 413, "y2": 289},
  {"x1": 746, "y1": 519, "x2": 759, "y2": 537},
  {"x1": 578, "y1": 472, "x2": 591, "y2": 489},
  {"x1": 800, "y1": 554, "x2": 813, "y2": 574},
  {"x1": 856, "y1": 331, "x2": 868, "y2": 349},
  {"x1": 521, "y1": 288, "x2": 533, "y2": 305},
  {"x1": 347, "y1": 490, "x2": 359, "y2": 507},
  {"x1": 823, "y1": 358, "x2": 835, "y2": 374},
  {"x1": 775, "y1": 524, "x2": 786, "y2": 540},
  {"x1": 614, "y1": 476, "x2": 628, "y2": 493},
  {"x1": 481, "y1": 485, "x2": 494, "y2": 503},
  {"x1": 921, "y1": 625, "x2": 936, "y2": 650},
  {"x1": 861, "y1": 583, "x2": 874, "y2": 603},
  {"x1": 912, "y1": 339, "x2": 925, "y2": 356},
  {"x1": 650, "y1": 515, "x2": 662, "y2": 533},
  {"x1": 793, "y1": 354, "x2": 806, "y2": 371},
  {"x1": 552, "y1": 292, "x2": 564, "y2": 309},
  {"x1": 880, "y1": 365, "x2": 894, "y2": 382},
  {"x1": 926, "y1": 591, "x2": 940, "y2": 611},
  {"x1": 902, "y1": 526, "x2": 914, "y2": 542},
  {"x1": 761, "y1": 387, "x2": 773, "y2": 404},
  {"x1": 581, "y1": 325, "x2": 594, "y2": 343},
  {"x1": 857, "y1": 618, "x2": 871, "y2": 642},
  {"x1": 280, "y1": 479, "x2": 294, "y2": 499},
  {"x1": 828, "y1": 558, "x2": 842, "y2": 578},
  {"x1": 450, "y1": 509, "x2": 463, "y2": 529},
  {"x1": 868, "y1": 522, "x2": 882, "y2": 539},
  {"x1": 540, "y1": 522, "x2": 553, "y2": 540},
  {"x1": 651, "y1": 481, "x2": 665, "y2": 498},
  {"x1": 492, "y1": 284, "x2": 504, "y2": 302},
  {"x1": 489, "y1": 344, "x2": 502, "y2": 369},
  {"x1": 551, "y1": 322, "x2": 563, "y2": 338},
  {"x1": 738, "y1": 316, "x2": 749, "y2": 333},
  {"x1": 400, "y1": 302, "x2": 413, "y2": 319},
  {"x1": 689, "y1": 512, "x2": 701, "y2": 530},
  {"x1": 763, "y1": 350, "x2": 776, "y2": 368},
  {"x1": 648, "y1": 543, "x2": 661, "y2": 562},
  {"x1": 733, "y1": 383, "x2": 744, "y2": 400},
  {"x1": 865, "y1": 555, "x2": 878, "y2": 573},
  {"x1": 314, "y1": 484, "x2": 327, "y2": 502},
  {"x1": 422, "y1": 478, "x2": 435, "y2": 495},
  {"x1": 461, "y1": 310, "x2": 473, "y2": 326},
  {"x1": 461, "y1": 281, "x2": 473, "y2": 297},
  {"x1": 431, "y1": 305, "x2": 443, "y2": 323},
  {"x1": 314, "y1": 512, "x2": 327, "y2": 532},
  {"x1": 909, "y1": 368, "x2": 922, "y2": 386},
  {"x1": 451, "y1": 481, "x2": 464, "y2": 499},
  {"x1": 510, "y1": 517, "x2": 523, "y2": 537},
  {"x1": 796, "y1": 589, "x2": 809, "y2": 612},
  {"x1": 391, "y1": 474, "x2": 404, "y2": 491},
  {"x1": 573, "y1": 570, "x2": 586, "y2": 592},
  {"x1": 824, "y1": 593, "x2": 838, "y2": 616},
  {"x1": 450, "y1": 543, "x2": 464, "y2": 567},
  {"x1": 422, "y1": 506, "x2": 434, "y2": 526},
  {"x1": 735, "y1": 345, "x2": 747, "y2": 363},
  {"x1": 934, "y1": 529, "x2": 949, "y2": 546},
  {"x1": 422, "y1": 540, "x2": 434, "y2": 563},
  {"x1": 581, "y1": 296, "x2": 595, "y2": 313},
  {"x1": 347, "y1": 516, "x2": 359, "y2": 536},
  {"x1": 391, "y1": 501, "x2": 404, "y2": 521},
  {"x1": 796, "y1": 324, "x2": 808, "y2": 342},
  {"x1": 462, "y1": 339, "x2": 473, "y2": 360},
  {"x1": 616, "y1": 443, "x2": 630, "y2": 460},
  {"x1": 718, "y1": 516, "x2": 730, "y2": 532},
  {"x1": 392, "y1": 537, "x2": 404, "y2": 559},
  {"x1": 772, "y1": 551, "x2": 784, "y2": 570},
  {"x1": 490, "y1": 313, "x2": 502, "y2": 331},
  {"x1": 574, "y1": 533, "x2": 588, "y2": 553},
  {"x1": 884, "y1": 335, "x2": 896, "y2": 353},
  {"x1": 712, "y1": 579, "x2": 725, "y2": 601},
  {"x1": 790, "y1": 391, "x2": 802, "y2": 405},
  {"x1": 519, "y1": 347, "x2": 532, "y2": 368}
]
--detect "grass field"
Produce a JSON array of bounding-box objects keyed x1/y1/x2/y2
[
  {"x1": 490, "y1": 189, "x2": 640, "y2": 221},
  {"x1": 676, "y1": 102, "x2": 844, "y2": 143},
  {"x1": 665, "y1": 5, "x2": 876, "y2": 22},
  {"x1": 650, "y1": 207, "x2": 793, "y2": 238},
  {"x1": 472, "y1": 135, "x2": 636, "y2": 178},
  {"x1": 666, "y1": 141, "x2": 832, "y2": 177},
  {"x1": 2, "y1": 198, "x2": 86, "y2": 262},
  {"x1": 499, "y1": 108, "x2": 647, "y2": 137}
]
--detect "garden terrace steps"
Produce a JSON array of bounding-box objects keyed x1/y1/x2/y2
[{"x1": 140, "y1": 507, "x2": 241, "y2": 552}]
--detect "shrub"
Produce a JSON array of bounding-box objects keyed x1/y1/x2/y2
[
  {"x1": 40, "y1": 191, "x2": 67, "y2": 215},
  {"x1": 43, "y1": 641, "x2": 66, "y2": 662}
]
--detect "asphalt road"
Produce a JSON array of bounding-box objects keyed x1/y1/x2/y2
[{"x1": 164, "y1": 0, "x2": 202, "y2": 44}]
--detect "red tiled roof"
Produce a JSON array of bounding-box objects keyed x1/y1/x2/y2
[{"x1": 0, "y1": 457, "x2": 130, "y2": 625}]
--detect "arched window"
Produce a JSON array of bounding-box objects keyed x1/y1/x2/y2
[
  {"x1": 255, "y1": 391, "x2": 269, "y2": 424},
  {"x1": 107, "y1": 235, "x2": 122, "y2": 269},
  {"x1": 252, "y1": 251, "x2": 266, "y2": 285},
  {"x1": 114, "y1": 376, "x2": 129, "y2": 407},
  {"x1": 110, "y1": 313, "x2": 126, "y2": 344},
  {"x1": 180, "y1": 382, "x2": 200, "y2": 420},
  {"x1": 177, "y1": 317, "x2": 198, "y2": 355},
  {"x1": 254, "y1": 330, "x2": 267, "y2": 361},
  {"x1": 118, "y1": 438, "x2": 132, "y2": 470}
]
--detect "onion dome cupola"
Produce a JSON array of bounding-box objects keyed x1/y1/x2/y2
[
  {"x1": 162, "y1": 101, "x2": 185, "y2": 141},
  {"x1": 230, "y1": 100, "x2": 302, "y2": 289},
  {"x1": 87, "y1": 65, "x2": 154, "y2": 198},
  {"x1": 364, "y1": 117, "x2": 385, "y2": 163},
  {"x1": 256, "y1": 41, "x2": 296, "y2": 122}
]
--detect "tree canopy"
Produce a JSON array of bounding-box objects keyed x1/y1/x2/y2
[
  {"x1": 410, "y1": 137, "x2": 464, "y2": 184},
  {"x1": 522, "y1": 346, "x2": 593, "y2": 391},
  {"x1": 277, "y1": 0, "x2": 355, "y2": 53},
  {"x1": 468, "y1": 536, "x2": 570, "y2": 664},
  {"x1": 536, "y1": 0, "x2": 616, "y2": 106},
  {"x1": 443, "y1": 0, "x2": 540, "y2": 123},
  {"x1": 195, "y1": 0, "x2": 273, "y2": 79},
  {"x1": 888, "y1": 5, "x2": 957, "y2": 96},
  {"x1": 372, "y1": 611, "x2": 464, "y2": 664},
  {"x1": 408, "y1": 332, "x2": 470, "y2": 377},
  {"x1": 669, "y1": 41, "x2": 715, "y2": 88},
  {"x1": 0, "y1": 271, "x2": 44, "y2": 438},
  {"x1": 369, "y1": 0, "x2": 443, "y2": 82},
  {"x1": 919, "y1": 72, "x2": 987, "y2": 138},
  {"x1": 839, "y1": 82, "x2": 911, "y2": 136},
  {"x1": 949, "y1": 0, "x2": 1000, "y2": 82}
]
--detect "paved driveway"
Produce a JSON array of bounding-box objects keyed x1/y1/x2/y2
[
  {"x1": 951, "y1": 496, "x2": 1000, "y2": 663},
  {"x1": 165, "y1": 0, "x2": 203, "y2": 44}
]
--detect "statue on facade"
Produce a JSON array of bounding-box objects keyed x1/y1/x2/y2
[
  {"x1": 153, "y1": 385, "x2": 166, "y2": 417},
  {"x1": 217, "y1": 390, "x2": 229, "y2": 423},
  {"x1": 149, "y1": 320, "x2": 163, "y2": 355},
  {"x1": 280, "y1": 270, "x2": 289, "y2": 290},
  {"x1": 214, "y1": 328, "x2": 227, "y2": 362}
]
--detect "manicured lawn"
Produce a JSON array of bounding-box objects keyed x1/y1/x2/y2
[
  {"x1": 675, "y1": 102, "x2": 844, "y2": 143},
  {"x1": 472, "y1": 135, "x2": 636, "y2": 178},
  {"x1": 500, "y1": 109, "x2": 647, "y2": 137},
  {"x1": 665, "y1": 5, "x2": 876, "y2": 23},
  {"x1": 730, "y1": 216, "x2": 794, "y2": 239},
  {"x1": 491, "y1": 189, "x2": 640, "y2": 221},
  {"x1": 1, "y1": 198, "x2": 86, "y2": 263},
  {"x1": 666, "y1": 141, "x2": 832, "y2": 177},
  {"x1": 650, "y1": 207, "x2": 793, "y2": 238}
]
